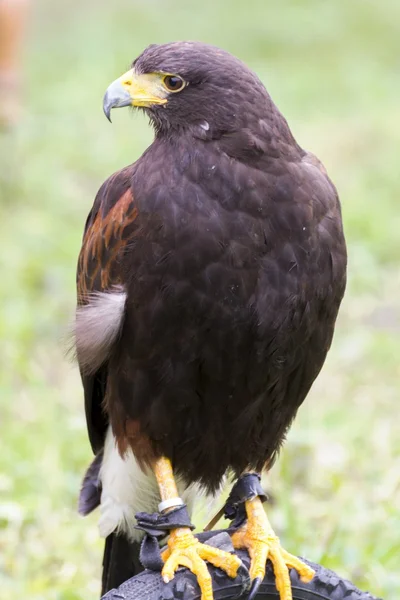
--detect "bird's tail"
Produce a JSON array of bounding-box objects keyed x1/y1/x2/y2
[{"x1": 101, "y1": 532, "x2": 142, "y2": 596}]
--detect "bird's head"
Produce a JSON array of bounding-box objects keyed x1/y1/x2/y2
[{"x1": 103, "y1": 41, "x2": 272, "y2": 138}]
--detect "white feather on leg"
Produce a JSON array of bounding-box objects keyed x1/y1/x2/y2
[{"x1": 99, "y1": 426, "x2": 197, "y2": 541}]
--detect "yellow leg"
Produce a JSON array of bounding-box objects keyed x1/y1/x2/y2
[
  {"x1": 153, "y1": 457, "x2": 242, "y2": 600},
  {"x1": 231, "y1": 495, "x2": 314, "y2": 600}
]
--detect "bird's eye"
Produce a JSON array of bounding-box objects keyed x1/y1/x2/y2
[{"x1": 162, "y1": 75, "x2": 185, "y2": 92}]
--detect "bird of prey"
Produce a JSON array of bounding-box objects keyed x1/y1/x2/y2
[{"x1": 75, "y1": 42, "x2": 347, "y2": 600}]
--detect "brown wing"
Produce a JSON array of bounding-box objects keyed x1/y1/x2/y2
[
  {"x1": 77, "y1": 166, "x2": 138, "y2": 303},
  {"x1": 77, "y1": 165, "x2": 138, "y2": 452}
]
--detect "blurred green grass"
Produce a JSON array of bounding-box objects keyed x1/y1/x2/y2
[{"x1": 0, "y1": 0, "x2": 399, "y2": 598}]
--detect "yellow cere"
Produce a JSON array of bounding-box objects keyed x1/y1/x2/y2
[{"x1": 118, "y1": 69, "x2": 173, "y2": 107}]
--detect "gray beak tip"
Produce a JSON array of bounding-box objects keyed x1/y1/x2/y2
[
  {"x1": 102, "y1": 80, "x2": 132, "y2": 123},
  {"x1": 103, "y1": 90, "x2": 113, "y2": 122},
  {"x1": 103, "y1": 106, "x2": 112, "y2": 123}
]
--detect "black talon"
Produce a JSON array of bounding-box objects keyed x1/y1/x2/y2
[{"x1": 248, "y1": 577, "x2": 262, "y2": 600}]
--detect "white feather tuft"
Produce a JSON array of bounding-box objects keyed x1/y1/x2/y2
[{"x1": 73, "y1": 288, "x2": 127, "y2": 374}]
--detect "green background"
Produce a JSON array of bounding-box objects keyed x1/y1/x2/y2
[{"x1": 0, "y1": 0, "x2": 399, "y2": 598}]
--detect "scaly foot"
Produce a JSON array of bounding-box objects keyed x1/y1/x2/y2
[
  {"x1": 231, "y1": 496, "x2": 314, "y2": 600},
  {"x1": 161, "y1": 526, "x2": 242, "y2": 600}
]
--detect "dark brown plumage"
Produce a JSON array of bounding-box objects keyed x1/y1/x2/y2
[{"x1": 77, "y1": 41, "x2": 347, "y2": 493}]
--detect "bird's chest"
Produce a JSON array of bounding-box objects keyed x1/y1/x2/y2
[
  {"x1": 127, "y1": 149, "x2": 320, "y2": 331},
  {"x1": 134, "y1": 155, "x2": 269, "y2": 267},
  {"x1": 129, "y1": 170, "x2": 269, "y2": 315}
]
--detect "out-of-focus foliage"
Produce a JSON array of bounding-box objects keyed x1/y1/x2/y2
[{"x1": 0, "y1": 0, "x2": 399, "y2": 598}]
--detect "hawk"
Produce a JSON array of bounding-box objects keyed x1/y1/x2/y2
[{"x1": 75, "y1": 42, "x2": 347, "y2": 600}]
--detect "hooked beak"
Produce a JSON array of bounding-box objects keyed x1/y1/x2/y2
[
  {"x1": 103, "y1": 79, "x2": 132, "y2": 122},
  {"x1": 103, "y1": 69, "x2": 168, "y2": 122}
]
